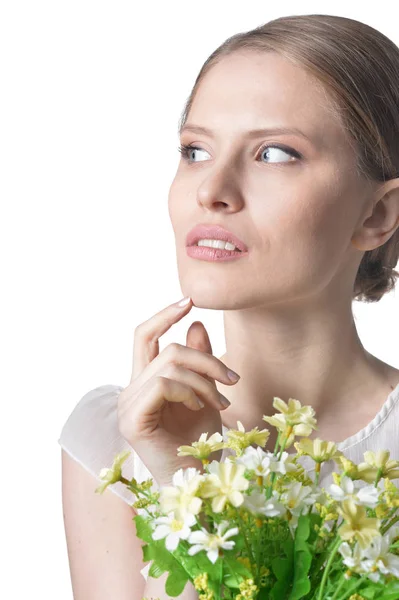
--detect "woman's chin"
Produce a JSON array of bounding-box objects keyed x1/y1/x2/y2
[{"x1": 182, "y1": 290, "x2": 248, "y2": 311}]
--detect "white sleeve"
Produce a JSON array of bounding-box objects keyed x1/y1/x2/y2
[
  {"x1": 58, "y1": 383, "x2": 155, "y2": 506},
  {"x1": 58, "y1": 383, "x2": 162, "y2": 581}
]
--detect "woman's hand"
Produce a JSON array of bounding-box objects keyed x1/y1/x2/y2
[{"x1": 117, "y1": 297, "x2": 240, "y2": 487}]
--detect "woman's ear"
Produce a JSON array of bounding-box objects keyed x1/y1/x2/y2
[{"x1": 351, "y1": 178, "x2": 399, "y2": 251}]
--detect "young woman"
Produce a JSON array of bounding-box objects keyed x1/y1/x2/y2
[{"x1": 59, "y1": 13, "x2": 399, "y2": 599}]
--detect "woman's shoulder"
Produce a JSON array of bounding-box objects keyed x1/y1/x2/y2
[
  {"x1": 58, "y1": 384, "x2": 155, "y2": 505},
  {"x1": 58, "y1": 384, "x2": 125, "y2": 450}
]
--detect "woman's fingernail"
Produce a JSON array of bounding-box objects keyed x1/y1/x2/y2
[
  {"x1": 227, "y1": 369, "x2": 240, "y2": 382},
  {"x1": 177, "y1": 296, "x2": 191, "y2": 307},
  {"x1": 220, "y1": 395, "x2": 231, "y2": 408}
]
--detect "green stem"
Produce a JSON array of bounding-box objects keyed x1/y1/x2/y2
[
  {"x1": 316, "y1": 536, "x2": 342, "y2": 600},
  {"x1": 314, "y1": 462, "x2": 321, "y2": 486},
  {"x1": 277, "y1": 431, "x2": 289, "y2": 460},
  {"x1": 266, "y1": 473, "x2": 277, "y2": 499},
  {"x1": 308, "y1": 531, "x2": 338, "y2": 588},
  {"x1": 234, "y1": 507, "x2": 256, "y2": 573},
  {"x1": 381, "y1": 513, "x2": 399, "y2": 536},
  {"x1": 266, "y1": 428, "x2": 290, "y2": 499},
  {"x1": 335, "y1": 576, "x2": 364, "y2": 600},
  {"x1": 273, "y1": 431, "x2": 282, "y2": 457},
  {"x1": 381, "y1": 506, "x2": 398, "y2": 527},
  {"x1": 374, "y1": 467, "x2": 383, "y2": 487},
  {"x1": 257, "y1": 520, "x2": 262, "y2": 583},
  {"x1": 223, "y1": 555, "x2": 241, "y2": 588},
  {"x1": 216, "y1": 556, "x2": 223, "y2": 600},
  {"x1": 120, "y1": 475, "x2": 157, "y2": 517},
  {"x1": 329, "y1": 575, "x2": 347, "y2": 600},
  {"x1": 120, "y1": 475, "x2": 152, "y2": 499}
]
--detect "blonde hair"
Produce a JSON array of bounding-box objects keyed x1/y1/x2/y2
[{"x1": 178, "y1": 14, "x2": 399, "y2": 302}]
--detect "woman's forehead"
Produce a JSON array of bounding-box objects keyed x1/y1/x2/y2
[{"x1": 186, "y1": 52, "x2": 357, "y2": 159}]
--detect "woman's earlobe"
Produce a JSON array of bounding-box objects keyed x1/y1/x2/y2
[{"x1": 350, "y1": 235, "x2": 368, "y2": 251}]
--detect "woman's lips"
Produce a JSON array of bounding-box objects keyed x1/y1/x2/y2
[
  {"x1": 186, "y1": 224, "x2": 248, "y2": 253},
  {"x1": 186, "y1": 245, "x2": 248, "y2": 261}
]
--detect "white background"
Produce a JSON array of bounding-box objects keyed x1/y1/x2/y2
[{"x1": 1, "y1": 2, "x2": 398, "y2": 598}]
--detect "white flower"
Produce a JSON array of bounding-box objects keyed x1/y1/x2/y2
[
  {"x1": 271, "y1": 451, "x2": 298, "y2": 475},
  {"x1": 361, "y1": 534, "x2": 399, "y2": 582},
  {"x1": 200, "y1": 460, "x2": 249, "y2": 513},
  {"x1": 328, "y1": 475, "x2": 379, "y2": 508},
  {"x1": 338, "y1": 541, "x2": 369, "y2": 575},
  {"x1": 187, "y1": 520, "x2": 239, "y2": 564},
  {"x1": 310, "y1": 486, "x2": 330, "y2": 506},
  {"x1": 152, "y1": 511, "x2": 196, "y2": 551},
  {"x1": 280, "y1": 481, "x2": 318, "y2": 516},
  {"x1": 243, "y1": 489, "x2": 286, "y2": 517},
  {"x1": 387, "y1": 524, "x2": 399, "y2": 543},
  {"x1": 235, "y1": 446, "x2": 274, "y2": 477},
  {"x1": 177, "y1": 432, "x2": 225, "y2": 460},
  {"x1": 159, "y1": 467, "x2": 204, "y2": 521}
]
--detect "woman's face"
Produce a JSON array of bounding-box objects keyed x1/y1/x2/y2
[{"x1": 168, "y1": 51, "x2": 374, "y2": 310}]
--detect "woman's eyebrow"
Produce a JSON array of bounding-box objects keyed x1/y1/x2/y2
[{"x1": 179, "y1": 123, "x2": 315, "y2": 145}]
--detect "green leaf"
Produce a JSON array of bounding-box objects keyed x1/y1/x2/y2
[
  {"x1": 148, "y1": 561, "x2": 165, "y2": 578},
  {"x1": 142, "y1": 543, "x2": 150, "y2": 562},
  {"x1": 287, "y1": 515, "x2": 313, "y2": 600},
  {"x1": 133, "y1": 514, "x2": 153, "y2": 543},
  {"x1": 270, "y1": 537, "x2": 294, "y2": 599},
  {"x1": 165, "y1": 569, "x2": 190, "y2": 597},
  {"x1": 361, "y1": 589, "x2": 379, "y2": 599},
  {"x1": 378, "y1": 580, "x2": 399, "y2": 599},
  {"x1": 295, "y1": 514, "x2": 311, "y2": 548},
  {"x1": 172, "y1": 539, "x2": 221, "y2": 581},
  {"x1": 143, "y1": 539, "x2": 190, "y2": 597},
  {"x1": 272, "y1": 556, "x2": 292, "y2": 581},
  {"x1": 288, "y1": 551, "x2": 312, "y2": 600},
  {"x1": 223, "y1": 555, "x2": 253, "y2": 588},
  {"x1": 307, "y1": 512, "x2": 322, "y2": 543}
]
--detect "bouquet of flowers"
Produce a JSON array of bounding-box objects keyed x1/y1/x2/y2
[{"x1": 96, "y1": 397, "x2": 399, "y2": 600}]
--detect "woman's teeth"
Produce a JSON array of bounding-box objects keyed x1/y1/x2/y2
[{"x1": 196, "y1": 239, "x2": 241, "y2": 252}]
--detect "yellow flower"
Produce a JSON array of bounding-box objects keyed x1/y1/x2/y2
[
  {"x1": 159, "y1": 467, "x2": 204, "y2": 521},
  {"x1": 294, "y1": 438, "x2": 342, "y2": 463},
  {"x1": 314, "y1": 501, "x2": 339, "y2": 522},
  {"x1": 237, "y1": 556, "x2": 253, "y2": 572},
  {"x1": 334, "y1": 456, "x2": 360, "y2": 481},
  {"x1": 237, "y1": 578, "x2": 258, "y2": 600},
  {"x1": 375, "y1": 503, "x2": 392, "y2": 519},
  {"x1": 262, "y1": 397, "x2": 317, "y2": 446},
  {"x1": 275, "y1": 462, "x2": 314, "y2": 488},
  {"x1": 177, "y1": 432, "x2": 225, "y2": 461},
  {"x1": 382, "y1": 477, "x2": 399, "y2": 509},
  {"x1": 193, "y1": 572, "x2": 209, "y2": 592},
  {"x1": 200, "y1": 461, "x2": 249, "y2": 513},
  {"x1": 133, "y1": 497, "x2": 153, "y2": 510},
  {"x1": 337, "y1": 499, "x2": 381, "y2": 550},
  {"x1": 357, "y1": 450, "x2": 399, "y2": 484},
  {"x1": 224, "y1": 421, "x2": 270, "y2": 457},
  {"x1": 95, "y1": 450, "x2": 131, "y2": 494}
]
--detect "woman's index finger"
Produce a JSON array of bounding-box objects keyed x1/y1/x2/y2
[{"x1": 130, "y1": 297, "x2": 192, "y2": 381}]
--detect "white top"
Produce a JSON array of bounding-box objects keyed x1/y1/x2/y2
[{"x1": 58, "y1": 381, "x2": 399, "y2": 582}]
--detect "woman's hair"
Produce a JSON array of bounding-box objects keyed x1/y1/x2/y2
[{"x1": 178, "y1": 14, "x2": 399, "y2": 303}]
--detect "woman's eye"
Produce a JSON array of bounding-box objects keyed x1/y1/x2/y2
[
  {"x1": 177, "y1": 143, "x2": 301, "y2": 164},
  {"x1": 178, "y1": 144, "x2": 210, "y2": 163}
]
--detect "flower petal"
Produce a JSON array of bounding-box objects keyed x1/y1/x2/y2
[
  {"x1": 212, "y1": 495, "x2": 227, "y2": 513},
  {"x1": 152, "y1": 525, "x2": 170, "y2": 540},
  {"x1": 188, "y1": 544, "x2": 204, "y2": 556},
  {"x1": 188, "y1": 530, "x2": 209, "y2": 544},
  {"x1": 207, "y1": 548, "x2": 219, "y2": 564},
  {"x1": 166, "y1": 532, "x2": 180, "y2": 551}
]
